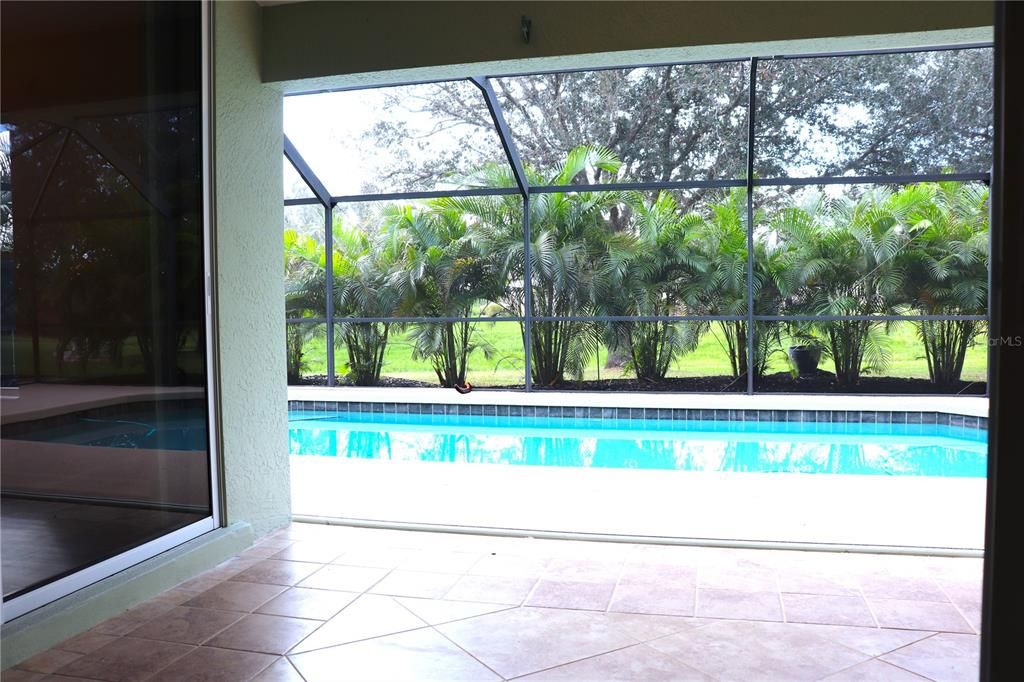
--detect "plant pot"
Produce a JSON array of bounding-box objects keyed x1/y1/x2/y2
[{"x1": 787, "y1": 345, "x2": 821, "y2": 378}]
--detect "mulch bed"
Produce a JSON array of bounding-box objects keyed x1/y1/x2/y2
[{"x1": 754, "y1": 371, "x2": 986, "y2": 395}]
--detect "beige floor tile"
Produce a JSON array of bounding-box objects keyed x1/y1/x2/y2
[
  {"x1": 88, "y1": 613, "x2": 150, "y2": 637},
  {"x1": 937, "y1": 579, "x2": 982, "y2": 609},
  {"x1": 290, "y1": 627, "x2": 500, "y2": 681},
  {"x1": 617, "y1": 563, "x2": 698, "y2": 588},
  {"x1": 253, "y1": 532, "x2": 293, "y2": 549},
  {"x1": 0, "y1": 670, "x2": 46, "y2": 682},
  {"x1": 822, "y1": 658, "x2": 930, "y2": 680},
  {"x1": 399, "y1": 549, "x2": 481, "y2": 573},
  {"x1": 174, "y1": 575, "x2": 224, "y2": 594},
  {"x1": 466, "y1": 553, "x2": 551, "y2": 578},
  {"x1": 150, "y1": 587, "x2": 207, "y2": 607},
  {"x1": 184, "y1": 582, "x2": 287, "y2": 613},
  {"x1": 596, "y1": 612, "x2": 702, "y2": 641},
  {"x1": 54, "y1": 637, "x2": 193, "y2": 682},
  {"x1": 647, "y1": 620, "x2": 869, "y2": 681},
  {"x1": 542, "y1": 558, "x2": 624, "y2": 583},
  {"x1": 146, "y1": 646, "x2": 277, "y2": 682},
  {"x1": 126, "y1": 606, "x2": 243, "y2": 645},
  {"x1": 858, "y1": 573, "x2": 949, "y2": 602},
  {"x1": 253, "y1": 656, "x2": 305, "y2": 681},
  {"x1": 369, "y1": 570, "x2": 462, "y2": 599},
  {"x1": 240, "y1": 544, "x2": 285, "y2": 560},
  {"x1": 608, "y1": 583, "x2": 696, "y2": 617},
  {"x1": 288, "y1": 595, "x2": 427, "y2": 653},
  {"x1": 696, "y1": 589, "x2": 783, "y2": 621},
  {"x1": 14, "y1": 649, "x2": 82, "y2": 674},
  {"x1": 271, "y1": 541, "x2": 346, "y2": 563},
  {"x1": 880, "y1": 633, "x2": 980, "y2": 682},
  {"x1": 782, "y1": 593, "x2": 876, "y2": 627},
  {"x1": 436, "y1": 606, "x2": 638, "y2": 679},
  {"x1": 524, "y1": 579, "x2": 616, "y2": 610},
  {"x1": 869, "y1": 598, "x2": 974, "y2": 632},
  {"x1": 204, "y1": 557, "x2": 262, "y2": 581},
  {"x1": 786, "y1": 623, "x2": 933, "y2": 657},
  {"x1": 207, "y1": 614, "x2": 322, "y2": 655},
  {"x1": 231, "y1": 559, "x2": 322, "y2": 587},
  {"x1": 958, "y1": 602, "x2": 981, "y2": 634},
  {"x1": 444, "y1": 574, "x2": 537, "y2": 604},
  {"x1": 626, "y1": 545, "x2": 707, "y2": 567},
  {"x1": 332, "y1": 546, "x2": 418, "y2": 569},
  {"x1": 11, "y1": 527, "x2": 987, "y2": 682},
  {"x1": 777, "y1": 569, "x2": 861, "y2": 596},
  {"x1": 54, "y1": 631, "x2": 120, "y2": 655},
  {"x1": 256, "y1": 587, "x2": 358, "y2": 620},
  {"x1": 121, "y1": 600, "x2": 179, "y2": 623},
  {"x1": 393, "y1": 597, "x2": 513, "y2": 625},
  {"x1": 698, "y1": 566, "x2": 778, "y2": 592},
  {"x1": 518, "y1": 642, "x2": 713, "y2": 681},
  {"x1": 297, "y1": 565, "x2": 389, "y2": 592}
]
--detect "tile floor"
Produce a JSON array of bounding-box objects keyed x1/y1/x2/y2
[{"x1": 4, "y1": 523, "x2": 982, "y2": 681}]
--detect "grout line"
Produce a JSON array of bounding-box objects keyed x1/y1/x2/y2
[
  {"x1": 285, "y1": 617, "x2": 429, "y2": 656},
  {"x1": 120, "y1": 639, "x2": 197, "y2": 682},
  {"x1": 775, "y1": 572, "x2": 788, "y2": 623},
  {"x1": 932, "y1": 579, "x2": 979, "y2": 635},
  {"x1": 419, "y1": 619, "x2": 509, "y2": 680},
  {"x1": 604, "y1": 561, "x2": 628, "y2": 614},
  {"x1": 873, "y1": 631, "x2": 947, "y2": 680},
  {"x1": 281, "y1": 655, "x2": 310, "y2": 682},
  {"x1": 876, "y1": 647, "x2": 946, "y2": 679},
  {"x1": 855, "y1": 576, "x2": 882, "y2": 629},
  {"x1": 502, "y1": 638, "x2": 647, "y2": 681},
  {"x1": 878, "y1": 630, "x2": 942, "y2": 658},
  {"x1": 632, "y1": 630, "x2": 724, "y2": 681}
]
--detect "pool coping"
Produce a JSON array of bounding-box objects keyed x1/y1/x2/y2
[{"x1": 288, "y1": 386, "x2": 989, "y2": 424}]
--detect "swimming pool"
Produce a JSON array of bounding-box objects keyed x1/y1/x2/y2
[{"x1": 288, "y1": 409, "x2": 987, "y2": 478}]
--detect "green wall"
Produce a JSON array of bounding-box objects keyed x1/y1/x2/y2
[
  {"x1": 262, "y1": 1, "x2": 992, "y2": 87},
  {"x1": 214, "y1": 0, "x2": 290, "y2": 535}
]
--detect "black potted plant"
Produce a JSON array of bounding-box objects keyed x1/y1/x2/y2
[{"x1": 787, "y1": 342, "x2": 822, "y2": 378}]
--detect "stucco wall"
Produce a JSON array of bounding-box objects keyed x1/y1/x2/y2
[
  {"x1": 213, "y1": 0, "x2": 290, "y2": 536},
  {"x1": 262, "y1": 1, "x2": 992, "y2": 88}
]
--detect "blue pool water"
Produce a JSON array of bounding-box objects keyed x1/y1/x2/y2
[
  {"x1": 12, "y1": 404, "x2": 208, "y2": 451},
  {"x1": 288, "y1": 410, "x2": 987, "y2": 478}
]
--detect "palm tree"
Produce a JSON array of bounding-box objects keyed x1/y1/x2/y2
[
  {"x1": 603, "y1": 191, "x2": 702, "y2": 382},
  {"x1": 901, "y1": 181, "x2": 989, "y2": 387},
  {"x1": 283, "y1": 228, "x2": 326, "y2": 383},
  {"x1": 779, "y1": 186, "x2": 927, "y2": 386},
  {"x1": 384, "y1": 201, "x2": 499, "y2": 387},
  {"x1": 333, "y1": 217, "x2": 402, "y2": 386},
  {"x1": 458, "y1": 145, "x2": 626, "y2": 386},
  {"x1": 686, "y1": 187, "x2": 782, "y2": 380}
]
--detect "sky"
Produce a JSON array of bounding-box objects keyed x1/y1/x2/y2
[{"x1": 284, "y1": 82, "x2": 506, "y2": 199}]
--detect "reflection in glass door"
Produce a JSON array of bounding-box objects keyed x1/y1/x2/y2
[{"x1": 0, "y1": 1, "x2": 216, "y2": 620}]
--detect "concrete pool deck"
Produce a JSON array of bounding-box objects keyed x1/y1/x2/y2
[
  {"x1": 288, "y1": 387, "x2": 988, "y2": 553},
  {"x1": 291, "y1": 459, "x2": 986, "y2": 553}
]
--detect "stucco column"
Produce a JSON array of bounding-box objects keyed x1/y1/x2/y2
[{"x1": 213, "y1": 0, "x2": 289, "y2": 536}]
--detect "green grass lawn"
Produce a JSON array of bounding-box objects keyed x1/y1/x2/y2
[
  {"x1": 296, "y1": 320, "x2": 988, "y2": 386},
  {"x1": 8, "y1": 320, "x2": 987, "y2": 387}
]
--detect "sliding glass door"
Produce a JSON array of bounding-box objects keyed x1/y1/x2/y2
[{"x1": 0, "y1": 1, "x2": 216, "y2": 620}]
